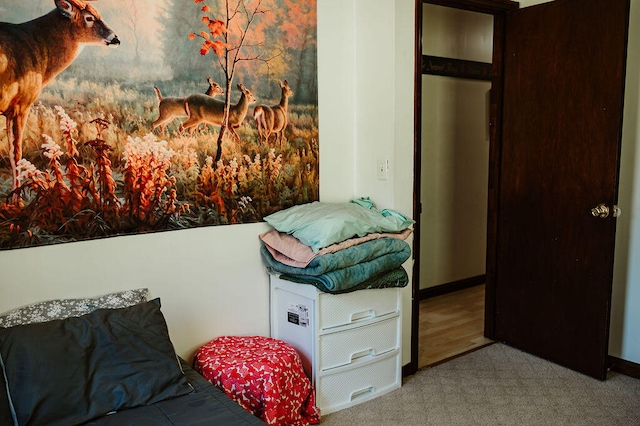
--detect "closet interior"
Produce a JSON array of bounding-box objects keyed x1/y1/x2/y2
[{"x1": 418, "y1": 3, "x2": 494, "y2": 369}]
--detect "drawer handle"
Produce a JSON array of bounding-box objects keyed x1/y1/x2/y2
[
  {"x1": 351, "y1": 348, "x2": 375, "y2": 362},
  {"x1": 350, "y1": 386, "x2": 374, "y2": 401},
  {"x1": 350, "y1": 309, "x2": 375, "y2": 322}
]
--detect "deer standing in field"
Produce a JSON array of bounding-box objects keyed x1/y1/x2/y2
[
  {"x1": 0, "y1": 0, "x2": 120, "y2": 201},
  {"x1": 253, "y1": 80, "x2": 294, "y2": 147},
  {"x1": 152, "y1": 77, "x2": 224, "y2": 136},
  {"x1": 181, "y1": 83, "x2": 256, "y2": 142}
]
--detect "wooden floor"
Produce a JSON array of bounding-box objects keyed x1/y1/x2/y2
[{"x1": 418, "y1": 284, "x2": 493, "y2": 368}]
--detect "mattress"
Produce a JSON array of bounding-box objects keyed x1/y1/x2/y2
[{"x1": 81, "y1": 359, "x2": 265, "y2": 426}]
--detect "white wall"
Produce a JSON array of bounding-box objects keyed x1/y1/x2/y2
[
  {"x1": 422, "y1": 4, "x2": 494, "y2": 62},
  {"x1": 0, "y1": 0, "x2": 417, "y2": 364},
  {"x1": 421, "y1": 76, "x2": 490, "y2": 288},
  {"x1": 0, "y1": 223, "x2": 272, "y2": 359},
  {"x1": 420, "y1": 6, "x2": 493, "y2": 289},
  {"x1": 353, "y1": 0, "x2": 416, "y2": 362}
]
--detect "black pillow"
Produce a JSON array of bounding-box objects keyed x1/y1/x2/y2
[{"x1": 0, "y1": 298, "x2": 192, "y2": 426}]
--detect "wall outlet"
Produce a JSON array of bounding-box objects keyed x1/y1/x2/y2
[{"x1": 377, "y1": 159, "x2": 389, "y2": 181}]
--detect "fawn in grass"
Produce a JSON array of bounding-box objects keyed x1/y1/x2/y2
[
  {"x1": 0, "y1": 0, "x2": 120, "y2": 201},
  {"x1": 181, "y1": 83, "x2": 256, "y2": 142},
  {"x1": 152, "y1": 77, "x2": 224, "y2": 136},
  {"x1": 253, "y1": 80, "x2": 294, "y2": 147}
]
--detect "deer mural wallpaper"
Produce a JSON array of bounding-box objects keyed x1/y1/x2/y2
[{"x1": 0, "y1": 0, "x2": 319, "y2": 249}]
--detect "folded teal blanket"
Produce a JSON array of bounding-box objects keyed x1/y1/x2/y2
[
  {"x1": 274, "y1": 266, "x2": 409, "y2": 294},
  {"x1": 261, "y1": 237, "x2": 411, "y2": 293}
]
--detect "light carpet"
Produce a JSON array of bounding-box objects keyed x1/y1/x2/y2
[{"x1": 319, "y1": 343, "x2": 640, "y2": 426}]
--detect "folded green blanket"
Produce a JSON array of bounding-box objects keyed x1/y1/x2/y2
[
  {"x1": 261, "y1": 237, "x2": 411, "y2": 293},
  {"x1": 273, "y1": 266, "x2": 409, "y2": 294}
]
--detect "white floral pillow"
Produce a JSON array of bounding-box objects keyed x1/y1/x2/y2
[{"x1": 0, "y1": 289, "x2": 149, "y2": 328}]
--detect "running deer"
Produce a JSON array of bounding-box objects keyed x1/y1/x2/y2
[
  {"x1": 152, "y1": 77, "x2": 224, "y2": 136},
  {"x1": 253, "y1": 80, "x2": 294, "y2": 146},
  {"x1": 0, "y1": 0, "x2": 120, "y2": 200},
  {"x1": 181, "y1": 83, "x2": 256, "y2": 142}
]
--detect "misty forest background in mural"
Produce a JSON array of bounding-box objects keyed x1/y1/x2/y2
[{"x1": 0, "y1": 0, "x2": 318, "y2": 249}]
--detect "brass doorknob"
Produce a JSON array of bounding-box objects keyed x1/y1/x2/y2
[
  {"x1": 591, "y1": 203, "x2": 609, "y2": 218},
  {"x1": 591, "y1": 204, "x2": 621, "y2": 219}
]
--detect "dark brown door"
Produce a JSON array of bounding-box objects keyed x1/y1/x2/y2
[{"x1": 493, "y1": 0, "x2": 630, "y2": 379}]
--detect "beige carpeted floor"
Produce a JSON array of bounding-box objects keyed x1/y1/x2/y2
[{"x1": 319, "y1": 343, "x2": 640, "y2": 426}]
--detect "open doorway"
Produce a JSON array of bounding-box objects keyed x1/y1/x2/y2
[
  {"x1": 417, "y1": 3, "x2": 495, "y2": 369},
  {"x1": 412, "y1": 0, "x2": 629, "y2": 379}
]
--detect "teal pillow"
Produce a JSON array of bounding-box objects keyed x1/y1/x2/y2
[{"x1": 263, "y1": 201, "x2": 413, "y2": 252}]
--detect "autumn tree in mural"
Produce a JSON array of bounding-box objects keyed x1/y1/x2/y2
[
  {"x1": 189, "y1": 0, "x2": 260, "y2": 163},
  {"x1": 0, "y1": 0, "x2": 318, "y2": 249}
]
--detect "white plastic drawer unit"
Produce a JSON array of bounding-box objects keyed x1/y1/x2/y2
[{"x1": 269, "y1": 274, "x2": 402, "y2": 415}]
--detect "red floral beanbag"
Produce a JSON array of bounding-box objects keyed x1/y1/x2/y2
[{"x1": 195, "y1": 336, "x2": 320, "y2": 425}]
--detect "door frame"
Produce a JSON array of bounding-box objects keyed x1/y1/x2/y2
[{"x1": 408, "y1": 0, "x2": 518, "y2": 376}]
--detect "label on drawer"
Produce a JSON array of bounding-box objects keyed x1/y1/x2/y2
[{"x1": 287, "y1": 304, "x2": 309, "y2": 327}]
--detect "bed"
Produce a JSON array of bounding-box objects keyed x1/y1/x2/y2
[{"x1": 0, "y1": 290, "x2": 265, "y2": 426}]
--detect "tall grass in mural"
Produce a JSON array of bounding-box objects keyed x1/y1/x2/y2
[{"x1": 0, "y1": 0, "x2": 318, "y2": 249}]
